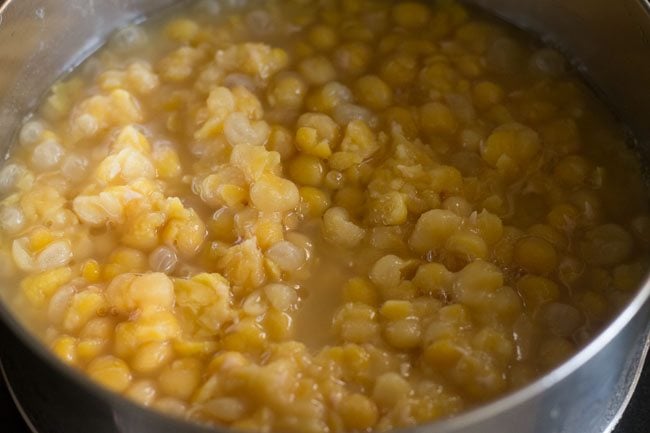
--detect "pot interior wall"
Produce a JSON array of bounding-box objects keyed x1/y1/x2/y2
[{"x1": 0, "y1": 0, "x2": 178, "y2": 153}]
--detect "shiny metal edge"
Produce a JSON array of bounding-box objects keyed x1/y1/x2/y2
[
  {"x1": 0, "y1": 360, "x2": 41, "y2": 433},
  {"x1": 602, "y1": 331, "x2": 650, "y2": 433}
]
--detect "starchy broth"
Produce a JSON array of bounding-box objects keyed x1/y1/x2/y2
[{"x1": 0, "y1": 0, "x2": 649, "y2": 431}]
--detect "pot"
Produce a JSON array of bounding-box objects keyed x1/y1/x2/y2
[{"x1": 0, "y1": 1, "x2": 648, "y2": 433}]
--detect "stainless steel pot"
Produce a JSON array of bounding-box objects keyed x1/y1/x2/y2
[{"x1": 0, "y1": 1, "x2": 649, "y2": 433}]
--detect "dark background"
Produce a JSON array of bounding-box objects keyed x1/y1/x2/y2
[{"x1": 0, "y1": 356, "x2": 647, "y2": 432}]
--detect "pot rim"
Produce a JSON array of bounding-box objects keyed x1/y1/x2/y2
[{"x1": 0, "y1": 1, "x2": 649, "y2": 432}]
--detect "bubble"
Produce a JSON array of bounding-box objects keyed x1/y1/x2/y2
[
  {"x1": 31, "y1": 140, "x2": 64, "y2": 170},
  {"x1": 19, "y1": 121, "x2": 44, "y2": 146},
  {"x1": 111, "y1": 25, "x2": 148, "y2": 52}
]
